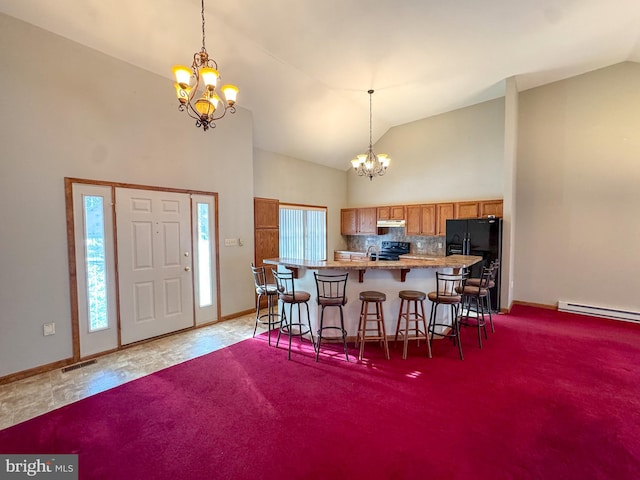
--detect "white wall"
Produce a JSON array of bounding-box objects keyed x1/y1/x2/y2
[
  {"x1": 347, "y1": 98, "x2": 505, "y2": 206},
  {"x1": 253, "y1": 148, "x2": 349, "y2": 254},
  {"x1": 0, "y1": 14, "x2": 255, "y2": 377},
  {"x1": 515, "y1": 62, "x2": 640, "y2": 310}
]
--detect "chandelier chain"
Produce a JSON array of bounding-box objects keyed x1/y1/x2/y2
[
  {"x1": 201, "y1": 0, "x2": 206, "y2": 52},
  {"x1": 368, "y1": 89, "x2": 374, "y2": 150}
]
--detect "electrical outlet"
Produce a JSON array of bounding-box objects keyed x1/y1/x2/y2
[
  {"x1": 43, "y1": 322, "x2": 56, "y2": 336},
  {"x1": 437, "y1": 242, "x2": 443, "y2": 249},
  {"x1": 224, "y1": 238, "x2": 238, "y2": 247}
]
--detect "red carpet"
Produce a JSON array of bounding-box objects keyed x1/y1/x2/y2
[{"x1": 1, "y1": 305, "x2": 639, "y2": 479}]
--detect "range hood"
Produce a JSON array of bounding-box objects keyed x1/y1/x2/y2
[{"x1": 376, "y1": 219, "x2": 406, "y2": 228}]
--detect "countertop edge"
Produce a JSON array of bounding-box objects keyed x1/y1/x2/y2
[{"x1": 264, "y1": 255, "x2": 482, "y2": 270}]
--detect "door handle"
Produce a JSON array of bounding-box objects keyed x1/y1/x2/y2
[{"x1": 184, "y1": 266, "x2": 191, "y2": 272}]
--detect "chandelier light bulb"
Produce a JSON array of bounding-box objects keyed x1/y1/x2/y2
[
  {"x1": 200, "y1": 68, "x2": 219, "y2": 89},
  {"x1": 221, "y1": 85, "x2": 239, "y2": 105},
  {"x1": 172, "y1": 66, "x2": 192, "y2": 88}
]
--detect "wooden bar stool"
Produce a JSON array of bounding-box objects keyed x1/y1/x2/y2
[
  {"x1": 394, "y1": 290, "x2": 431, "y2": 359},
  {"x1": 356, "y1": 291, "x2": 390, "y2": 360}
]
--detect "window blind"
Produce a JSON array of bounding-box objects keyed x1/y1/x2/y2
[{"x1": 279, "y1": 205, "x2": 327, "y2": 261}]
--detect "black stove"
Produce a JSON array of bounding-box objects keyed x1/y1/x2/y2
[{"x1": 374, "y1": 241, "x2": 410, "y2": 261}]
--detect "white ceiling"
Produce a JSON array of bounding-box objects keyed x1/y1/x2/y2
[{"x1": 2, "y1": 0, "x2": 640, "y2": 170}]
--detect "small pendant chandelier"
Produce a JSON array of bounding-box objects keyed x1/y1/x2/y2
[
  {"x1": 172, "y1": 0, "x2": 239, "y2": 131},
  {"x1": 351, "y1": 89, "x2": 390, "y2": 180}
]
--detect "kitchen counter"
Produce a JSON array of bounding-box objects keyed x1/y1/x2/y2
[{"x1": 265, "y1": 254, "x2": 481, "y2": 281}]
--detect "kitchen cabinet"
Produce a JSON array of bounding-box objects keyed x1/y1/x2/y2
[
  {"x1": 455, "y1": 201, "x2": 479, "y2": 219},
  {"x1": 253, "y1": 197, "x2": 280, "y2": 301},
  {"x1": 341, "y1": 209, "x2": 357, "y2": 235},
  {"x1": 377, "y1": 205, "x2": 405, "y2": 221},
  {"x1": 342, "y1": 199, "x2": 503, "y2": 237},
  {"x1": 341, "y1": 208, "x2": 376, "y2": 235},
  {"x1": 254, "y1": 197, "x2": 279, "y2": 229},
  {"x1": 406, "y1": 204, "x2": 436, "y2": 236},
  {"x1": 480, "y1": 199, "x2": 503, "y2": 218},
  {"x1": 334, "y1": 251, "x2": 367, "y2": 261},
  {"x1": 436, "y1": 203, "x2": 454, "y2": 236},
  {"x1": 454, "y1": 199, "x2": 503, "y2": 219}
]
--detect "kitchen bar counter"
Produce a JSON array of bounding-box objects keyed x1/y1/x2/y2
[{"x1": 262, "y1": 254, "x2": 482, "y2": 341}]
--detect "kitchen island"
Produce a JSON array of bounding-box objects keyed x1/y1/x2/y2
[{"x1": 263, "y1": 254, "x2": 482, "y2": 342}]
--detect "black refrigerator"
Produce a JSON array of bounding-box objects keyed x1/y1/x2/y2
[{"x1": 445, "y1": 217, "x2": 502, "y2": 312}]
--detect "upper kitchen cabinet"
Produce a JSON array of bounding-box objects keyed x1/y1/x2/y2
[
  {"x1": 480, "y1": 199, "x2": 503, "y2": 218},
  {"x1": 254, "y1": 197, "x2": 279, "y2": 229},
  {"x1": 455, "y1": 201, "x2": 479, "y2": 219},
  {"x1": 377, "y1": 205, "x2": 406, "y2": 221},
  {"x1": 436, "y1": 203, "x2": 454, "y2": 236},
  {"x1": 341, "y1": 207, "x2": 377, "y2": 235},
  {"x1": 454, "y1": 199, "x2": 503, "y2": 219},
  {"x1": 406, "y1": 204, "x2": 436, "y2": 236}
]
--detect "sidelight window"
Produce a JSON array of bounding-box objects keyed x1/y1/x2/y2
[
  {"x1": 196, "y1": 202, "x2": 213, "y2": 308},
  {"x1": 84, "y1": 195, "x2": 109, "y2": 332}
]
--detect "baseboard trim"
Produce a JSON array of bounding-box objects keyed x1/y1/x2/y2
[
  {"x1": 0, "y1": 312, "x2": 254, "y2": 386},
  {"x1": 220, "y1": 308, "x2": 254, "y2": 321},
  {"x1": 0, "y1": 358, "x2": 76, "y2": 385},
  {"x1": 511, "y1": 300, "x2": 557, "y2": 311}
]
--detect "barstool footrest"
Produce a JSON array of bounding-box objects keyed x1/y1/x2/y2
[{"x1": 280, "y1": 323, "x2": 312, "y2": 336}]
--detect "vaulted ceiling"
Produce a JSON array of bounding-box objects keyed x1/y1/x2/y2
[{"x1": 2, "y1": 0, "x2": 640, "y2": 170}]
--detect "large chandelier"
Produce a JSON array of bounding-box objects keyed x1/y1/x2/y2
[
  {"x1": 351, "y1": 89, "x2": 390, "y2": 180},
  {"x1": 172, "y1": 0, "x2": 239, "y2": 131}
]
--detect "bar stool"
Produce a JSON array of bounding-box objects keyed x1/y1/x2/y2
[
  {"x1": 250, "y1": 263, "x2": 281, "y2": 345},
  {"x1": 427, "y1": 272, "x2": 466, "y2": 360},
  {"x1": 464, "y1": 260, "x2": 499, "y2": 333},
  {"x1": 272, "y1": 269, "x2": 314, "y2": 360},
  {"x1": 394, "y1": 290, "x2": 431, "y2": 359},
  {"x1": 314, "y1": 272, "x2": 349, "y2": 362},
  {"x1": 356, "y1": 291, "x2": 390, "y2": 360},
  {"x1": 460, "y1": 265, "x2": 493, "y2": 348}
]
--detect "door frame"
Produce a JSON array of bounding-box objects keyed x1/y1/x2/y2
[{"x1": 65, "y1": 177, "x2": 221, "y2": 363}]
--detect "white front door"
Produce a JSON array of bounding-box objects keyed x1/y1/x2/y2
[{"x1": 116, "y1": 188, "x2": 194, "y2": 345}]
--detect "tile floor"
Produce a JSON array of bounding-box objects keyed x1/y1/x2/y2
[{"x1": 0, "y1": 312, "x2": 259, "y2": 430}]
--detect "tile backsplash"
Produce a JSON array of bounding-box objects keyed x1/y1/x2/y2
[{"x1": 346, "y1": 228, "x2": 446, "y2": 255}]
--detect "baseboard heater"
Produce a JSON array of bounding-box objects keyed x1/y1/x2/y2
[{"x1": 558, "y1": 301, "x2": 640, "y2": 323}]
